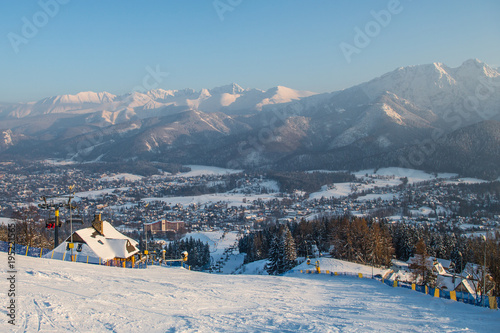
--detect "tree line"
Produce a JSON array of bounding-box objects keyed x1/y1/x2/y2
[
  {"x1": 163, "y1": 237, "x2": 211, "y2": 271},
  {"x1": 239, "y1": 216, "x2": 500, "y2": 295}
]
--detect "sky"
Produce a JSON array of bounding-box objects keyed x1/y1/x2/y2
[{"x1": 0, "y1": 0, "x2": 499, "y2": 103}]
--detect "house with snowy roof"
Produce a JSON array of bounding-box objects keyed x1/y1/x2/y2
[
  {"x1": 45, "y1": 214, "x2": 139, "y2": 264},
  {"x1": 436, "y1": 274, "x2": 476, "y2": 295},
  {"x1": 407, "y1": 255, "x2": 447, "y2": 275}
]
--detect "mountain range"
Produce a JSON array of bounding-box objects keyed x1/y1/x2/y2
[{"x1": 1, "y1": 59, "x2": 500, "y2": 179}]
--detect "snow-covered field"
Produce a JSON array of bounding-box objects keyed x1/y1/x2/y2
[
  {"x1": 174, "y1": 165, "x2": 242, "y2": 178},
  {"x1": 0, "y1": 217, "x2": 13, "y2": 226},
  {"x1": 143, "y1": 192, "x2": 278, "y2": 207},
  {"x1": 99, "y1": 173, "x2": 144, "y2": 182},
  {"x1": 444, "y1": 178, "x2": 488, "y2": 185},
  {"x1": 2, "y1": 253, "x2": 499, "y2": 332},
  {"x1": 308, "y1": 168, "x2": 486, "y2": 201},
  {"x1": 353, "y1": 168, "x2": 458, "y2": 184},
  {"x1": 74, "y1": 187, "x2": 129, "y2": 199},
  {"x1": 355, "y1": 193, "x2": 397, "y2": 202}
]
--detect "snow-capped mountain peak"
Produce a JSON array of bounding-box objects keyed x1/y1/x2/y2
[{"x1": 209, "y1": 83, "x2": 246, "y2": 95}]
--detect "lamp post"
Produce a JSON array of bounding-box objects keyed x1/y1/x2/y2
[
  {"x1": 458, "y1": 251, "x2": 463, "y2": 290},
  {"x1": 482, "y1": 235, "x2": 487, "y2": 307}
]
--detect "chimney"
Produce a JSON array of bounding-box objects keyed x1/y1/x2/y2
[{"x1": 92, "y1": 214, "x2": 104, "y2": 236}]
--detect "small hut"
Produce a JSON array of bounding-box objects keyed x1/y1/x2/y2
[{"x1": 45, "y1": 214, "x2": 139, "y2": 264}]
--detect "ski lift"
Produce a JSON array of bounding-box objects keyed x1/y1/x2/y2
[
  {"x1": 46, "y1": 217, "x2": 56, "y2": 229},
  {"x1": 70, "y1": 214, "x2": 84, "y2": 224}
]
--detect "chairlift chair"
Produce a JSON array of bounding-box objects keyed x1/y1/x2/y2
[{"x1": 70, "y1": 214, "x2": 84, "y2": 224}]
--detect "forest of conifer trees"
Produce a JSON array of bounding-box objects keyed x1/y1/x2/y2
[{"x1": 238, "y1": 216, "x2": 500, "y2": 295}]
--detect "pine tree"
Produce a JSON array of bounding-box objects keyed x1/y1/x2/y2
[
  {"x1": 266, "y1": 225, "x2": 297, "y2": 275},
  {"x1": 409, "y1": 238, "x2": 437, "y2": 287},
  {"x1": 283, "y1": 226, "x2": 297, "y2": 271},
  {"x1": 266, "y1": 233, "x2": 282, "y2": 275}
]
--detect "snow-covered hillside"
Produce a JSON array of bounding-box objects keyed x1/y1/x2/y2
[{"x1": 2, "y1": 253, "x2": 498, "y2": 332}]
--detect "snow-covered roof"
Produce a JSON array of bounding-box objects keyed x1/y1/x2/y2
[
  {"x1": 407, "y1": 256, "x2": 447, "y2": 275},
  {"x1": 437, "y1": 275, "x2": 476, "y2": 294},
  {"x1": 46, "y1": 220, "x2": 139, "y2": 261},
  {"x1": 435, "y1": 258, "x2": 452, "y2": 270}
]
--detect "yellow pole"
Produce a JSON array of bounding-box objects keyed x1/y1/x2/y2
[
  {"x1": 40, "y1": 248, "x2": 43, "y2": 258},
  {"x1": 25, "y1": 245, "x2": 29, "y2": 256},
  {"x1": 489, "y1": 296, "x2": 497, "y2": 309},
  {"x1": 358, "y1": 273, "x2": 363, "y2": 278},
  {"x1": 434, "y1": 288, "x2": 440, "y2": 298},
  {"x1": 412, "y1": 283, "x2": 416, "y2": 291},
  {"x1": 450, "y1": 291, "x2": 457, "y2": 301},
  {"x1": 393, "y1": 280, "x2": 398, "y2": 288},
  {"x1": 62, "y1": 252, "x2": 66, "y2": 261},
  {"x1": 86, "y1": 256, "x2": 89, "y2": 264},
  {"x1": 51, "y1": 251, "x2": 54, "y2": 259}
]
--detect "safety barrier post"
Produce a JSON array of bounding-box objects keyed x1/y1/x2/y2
[
  {"x1": 51, "y1": 251, "x2": 54, "y2": 259},
  {"x1": 393, "y1": 280, "x2": 398, "y2": 288},
  {"x1": 334, "y1": 272, "x2": 338, "y2": 276},
  {"x1": 62, "y1": 252, "x2": 66, "y2": 261},
  {"x1": 40, "y1": 248, "x2": 43, "y2": 258},
  {"x1": 425, "y1": 286, "x2": 428, "y2": 295},
  {"x1": 25, "y1": 246, "x2": 29, "y2": 256},
  {"x1": 300, "y1": 270, "x2": 303, "y2": 273},
  {"x1": 411, "y1": 283, "x2": 416, "y2": 291},
  {"x1": 358, "y1": 273, "x2": 363, "y2": 278},
  {"x1": 489, "y1": 296, "x2": 498, "y2": 310},
  {"x1": 434, "y1": 288, "x2": 439, "y2": 298},
  {"x1": 450, "y1": 291, "x2": 457, "y2": 301},
  {"x1": 326, "y1": 270, "x2": 330, "y2": 274}
]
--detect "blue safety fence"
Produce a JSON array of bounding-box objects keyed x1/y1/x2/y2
[
  {"x1": 376, "y1": 276, "x2": 499, "y2": 309},
  {"x1": 289, "y1": 266, "x2": 499, "y2": 310},
  {"x1": 0, "y1": 240, "x2": 147, "y2": 269}
]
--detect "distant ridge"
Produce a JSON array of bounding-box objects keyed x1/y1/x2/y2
[{"x1": 1, "y1": 59, "x2": 500, "y2": 179}]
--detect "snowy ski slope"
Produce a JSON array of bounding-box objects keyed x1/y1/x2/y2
[{"x1": 1, "y1": 252, "x2": 499, "y2": 332}]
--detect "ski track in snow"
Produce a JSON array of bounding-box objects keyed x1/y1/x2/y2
[{"x1": 2, "y1": 253, "x2": 499, "y2": 332}]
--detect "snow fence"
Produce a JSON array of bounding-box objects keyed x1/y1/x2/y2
[{"x1": 289, "y1": 268, "x2": 499, "y2": 310}]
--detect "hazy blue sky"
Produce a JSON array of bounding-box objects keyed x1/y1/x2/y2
[{"x1": 0, "y1": 0, "x2": 499, "y2": 102}]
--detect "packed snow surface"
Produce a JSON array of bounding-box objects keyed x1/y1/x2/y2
[
  {"x1": 290, "y1": 257, "x2": 389, "y2": 277},
  {"x1": 3, "y1": 253, "x2": 499, "y2": 332}
]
